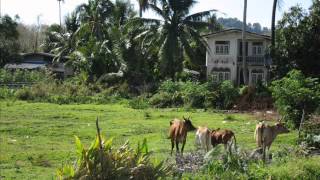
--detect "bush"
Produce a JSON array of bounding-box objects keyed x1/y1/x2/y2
[
  {"x1": 129, "y1": 96, "x2": 149, "y2": 109},
  {"x1": 180, "y1": 81, "x2": 209, "y2": 108},
  {"x1": 218, "y1": 81, "x2": 239, "y2": 109},
  {"x1": 57, "y1": 135, "x2": 171, "y2": 179},
  {"x1": 150, "y1": 80, "x2": 240, "y2": 109},
  {"x1": 0, "y1": 69, "x2": 51, "y2": 83},
  {"x1": 149, "y1": 91, "x2": 181, "y2": 108},
  {"x1": 0, "y1": 87, "x2": 15, "y2": 99},
  {"x1": 235, "y1": 84, "x2": 273, "y2": 111},
  {"x1": 270, "y1": 70, "x2": 320, "y2": 128},
  {"x1": 203, "y1": 145, "x2": 320, "y2": 179},
  {"x1": 15, "y1": 88, "x2": 33, "y2": 100}
]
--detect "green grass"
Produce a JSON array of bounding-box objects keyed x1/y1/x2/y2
[{"x1": 0, "y1": 100, "x2": 311, "y2": 179}]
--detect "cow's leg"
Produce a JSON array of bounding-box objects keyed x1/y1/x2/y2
[
  {"x1": 171, "y1": 139, "x2": 174, "y2": 156},
  {"x1": 262, "y1": 145, "x2": 266, "y2": 162},
  {"x1": 181, "y1": 139, "x2": 186, "y2": 155},
  {"x1": 176, "y1": 141, "x2": 179, "y2": 154}
]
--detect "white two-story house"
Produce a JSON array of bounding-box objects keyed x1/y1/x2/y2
[{"x1": 203, "y1": 29, "x2": 272, "y2": 86}]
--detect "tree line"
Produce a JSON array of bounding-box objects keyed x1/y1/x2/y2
[{"x1": 0, "y1": 0, "x2": 319, "y2": 84}]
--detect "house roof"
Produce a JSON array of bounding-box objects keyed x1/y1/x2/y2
[
  {"x1": 4, "y1": 63, "x2": 47, "y2": 70},
  {"x1": 202, "y1": 28, "x2": 271, "y2": 40},
  {"x1": 21, "y1": 52, "x2": 56, "y2": 58}
]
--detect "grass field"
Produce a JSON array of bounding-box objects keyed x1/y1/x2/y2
[{"x1": 0, "y1": 100, "x2": 314, "y2": 179}]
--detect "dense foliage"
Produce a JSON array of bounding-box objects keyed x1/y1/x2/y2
[
  {"x1": 201, "y1": 146, "x2": 320, "y2": 179},
  {"x1": 270, "y1": 70, "x2": 320, "y2": 128},
  {"x1": 57, "y1": 134, "x2": 170, "y2": 179},
  {"x1": 149, "y1": 80, "x2": 239, "y2": 109},
  {"x1": 0, "y1": 15, "x2": 21, "y2": 67},
  {"x1": 0, "y1": 69, "x2": 49, "y2": 83},
  {"x1": 273, "y1": 0, "x2": 320, "y2": 78}
]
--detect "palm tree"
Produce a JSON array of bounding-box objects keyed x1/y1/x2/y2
[
  {"x1": 271, "y1": 0, "x2": 283, "y2": 54},
  {"x1": 57, "y1": 0, "x2": 64, "y2": 26},
  {"x1": 242, "y1": 0, "x2": 248, "y2": 85},
  {"x1": 137, "y1": 0, "x2": 148, "y2": 17},
  {"x1": 75, "y1": 0, "x2": 113, "y2": 40},
  {"x1": 138, "y1": 0, "x2": 217, "y2": 80}
]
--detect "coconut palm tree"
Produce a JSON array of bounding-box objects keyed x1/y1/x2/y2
[
  {"x1": 57, "y1": 0, "x2": 64, "y2": 26},
  {"x1": 242, "y1": 0, "x2": 248, "y2": 85},
  {"x1": 271, "y1": 0, "x2": 283, "y2": 53},
  {"x1": 137, "y1": 0, "x2": 217, "y2": 80},
  {"x1": 137, "y1": 0, "x2": 148, "y2": 17},
  {"x1": 75, "y1": 0, "x2": 114, "y2": 40}
]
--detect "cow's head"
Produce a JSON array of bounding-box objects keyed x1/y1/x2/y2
[
  {"x1": 183, "y1": 116, "x2": 196, "y2": 131},
  {"x1": 275, "y1": 123, "x2": 290, "y2": 134}
]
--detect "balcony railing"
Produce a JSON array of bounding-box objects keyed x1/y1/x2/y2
[{"x1": 237, "y1": 56, "x2": 266, "y2": 65}]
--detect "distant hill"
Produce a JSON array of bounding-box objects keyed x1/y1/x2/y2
[{"x1": 217, "y1": 17, "x2": 271, "y2": 35}]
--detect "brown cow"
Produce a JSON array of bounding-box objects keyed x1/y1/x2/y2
[
  {"x1": 169, "y1": 116, "x2": 196, "y2": 155},
  {"x1": 210, "y1": 129, "x2": 237, "y2": 153},
  {"x1": 254, "y1": 122, "x2": 289, "y2": 159}
]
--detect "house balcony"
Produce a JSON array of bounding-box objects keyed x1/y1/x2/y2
[{"x1": 237, "y1": 56, "x2": 268, "y2": 66}]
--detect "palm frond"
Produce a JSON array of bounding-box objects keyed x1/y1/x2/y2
[
  {"x1": 183, "y1": 21, "x2": 210, "y2": 29},
  {"x1": 168, "y1": 0, "x2": 196, "y2": 14},
  {"x1": 185, "y1": 9, "x2": 218, "y2": 21}
]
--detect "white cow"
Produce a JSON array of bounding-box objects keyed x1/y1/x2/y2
[{"x1": 195, "y1": 126, "x2": 211, "y2": 152}]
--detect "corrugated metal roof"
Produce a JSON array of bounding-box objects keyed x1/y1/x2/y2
[
  {"x1": 4, "y1": 63, "x2": 47, "y2": 69},
  {"x1": 202, "y1": 28, "x2": 271, "y2": 40}
]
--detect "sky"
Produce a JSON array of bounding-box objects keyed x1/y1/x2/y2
[{"x1": 0, "y1": 0, "x2": 313, "y2": 27}]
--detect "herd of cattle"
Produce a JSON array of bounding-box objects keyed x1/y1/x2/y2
[{"x1": 168, "y1": 116, "x2": 290, "y2": 157}]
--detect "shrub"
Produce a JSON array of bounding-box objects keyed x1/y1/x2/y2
[
  {"x1": 217, "y1": 81, "x2": 239, "y2": 109},
  {"x1": 0, "y1": 87, "x2": 15, "y2": 99},
  {"x1": 15, "y1": 87, "x2": 33, "y2": 100},
  {"x1": 270, "y1": 70, "x2": 320, "y2": 128},
  {"x1": 149, "y1": 91, "x2": 180, "y2": 108},
  {"x1": 0, "y1": 69, "x2": 51, "y2": 83},
  {"x1": 235, "y1": 84, "x2": 273, "y2": 111},
  {"x1": 57, "y1": 135, "x2": 171, "y2": 179},
  {"x1": 180, "y1": 81, "x2": 209, "y2": 108},
  {"x1": 129, "y1": 96, "x2": 149, "y2": 109}
]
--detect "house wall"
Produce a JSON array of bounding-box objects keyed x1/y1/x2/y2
[
  {"x1": 205, "y1": 31, "x2": 271, "y2": 85},
  {"x1": 206, "y1": 32, "x2": 239, "y2": 84}
]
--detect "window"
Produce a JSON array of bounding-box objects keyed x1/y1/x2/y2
[
  {"x1": 252, "y1": 42, "x2": 263, "y2": 55},
  {"x1": 215, "y1": 41, "x2": 230, "y2": 55},
  {"x1": 211, "y1": 70, "x2": 231, "y2": 82}
]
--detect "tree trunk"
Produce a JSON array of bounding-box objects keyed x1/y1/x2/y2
[
  {"x1": 271, "y1": 0, "x2": 278, "y2": 60},
  {"x1": 271, "y1": 0, "x2": 277, "y2": 50},
  {"x1": 59, "y1": 0, "x2": 62, "y2": 26},
  {"x1": 139, "y1": 6, "x2": 143, "y2": 17},
  {"x1": 242, "y1": 0, "x2": 248, "y2": 85}
]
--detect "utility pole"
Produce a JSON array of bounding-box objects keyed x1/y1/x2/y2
[
  {"x1": 0, "y1": 0, "x2": 2, "y2": 18},
  {"x1": 242, "y1": 0, "x2": 248, "y2": 85},
  {"x1": 57, "y1": 0, "x2": 64, "y2": 27}
]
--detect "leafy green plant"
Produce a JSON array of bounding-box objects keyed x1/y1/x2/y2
[
  {"x1": 0, "y1": 87, "x2": 15, "y2": 99},
  {"x1": 217, "y1": 81, "x2": 239, "y2": 109},
  {"x1": 270, "y1": 70, "x2": 320, "y2": 128},
  {"x1": 180, "y1": 81, "x2": 209, "y2": 108},
  {"x1": 129, "y1": 96, "x2": 149, "y2": 109},
  {"x1": 57, "y1": 135, "x2": 170, "y2": 180}
]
